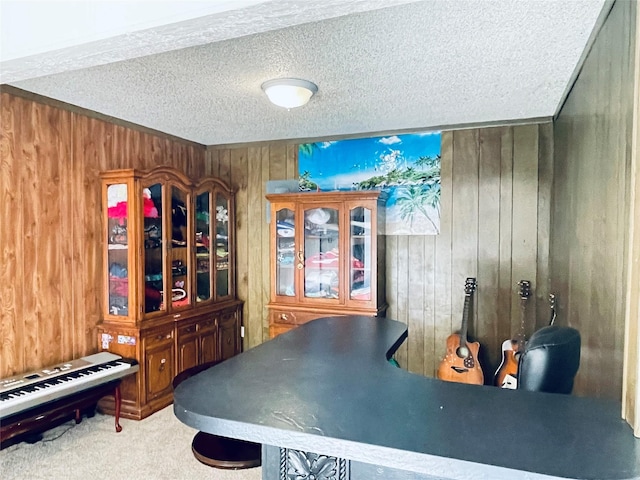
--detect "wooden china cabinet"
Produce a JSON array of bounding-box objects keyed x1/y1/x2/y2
[
  {"x1": 97, "y1": 167, "x2": 242, "y2": 420},
  {"x1": 266, "y1": 191, "x2": 387, "y2": 338}
]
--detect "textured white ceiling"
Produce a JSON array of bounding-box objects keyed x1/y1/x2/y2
[{"x1": 2, "y1": 0, "x2": 608, "y2": 146}]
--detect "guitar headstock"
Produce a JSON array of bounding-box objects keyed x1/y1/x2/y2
[
  {"x1": 517, "y1": 280, "x2": 531, "y2": 299},
  {"x1": 464, "y1": 277, "x2": 477, "y2": 295},
  {"x1": 549, "y1": 293, "x2": 557, "y2": 326}
]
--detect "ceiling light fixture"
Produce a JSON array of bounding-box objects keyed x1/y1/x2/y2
[{"x1": 261, "y1": 78, "x2": 318, "y2": 109}]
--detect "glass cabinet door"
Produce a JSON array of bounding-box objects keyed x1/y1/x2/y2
[
  {"x1": 106, "y1": 183, "x2": 130, "y2": 316},
  {"x1": 303, "y1": 206, "x2": 340, "y2": 299},
  {"x1": 349, "y1": 206, "x2": 372, "y2": 301},
  {"x1": 215, "y1": 193, "x2": 231, "y2": 298},
  {"x1": 170, "y1": 185, "x2": 190, "y2": 309},
  {"x1": 275, "y1": 207, "x2": 296, "y2": 297},
  {"x1": 142, "y1": 183, "x2": 164, "y2": 314},
  {"x1": 195, "y1": 191, "x2": 211, "y2": 303}
]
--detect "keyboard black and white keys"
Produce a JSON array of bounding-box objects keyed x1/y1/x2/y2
[{"x1": 0, "y1": 352, "x2": 139, "y2": 419}]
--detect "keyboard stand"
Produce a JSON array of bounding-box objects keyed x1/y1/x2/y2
[{"x1": 0, "y1": 380, "x2": 122, "y2": 449}]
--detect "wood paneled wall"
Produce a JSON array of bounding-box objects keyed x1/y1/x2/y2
[
  {"x1": 551, "y1": 0, "x2": 636, "y2": 402},
  {"x1": 207, "y1": 124, "x2": 553, "y2": 385},
  {"x1": 0, "y1": 90, "x2": 206, "y2": 377},
  {"x1": 387, "y1": 126, "x2": 553, "y2": 380},
  {"x1": 205, "y1": 144, "x2": 298, "y2": 350}
]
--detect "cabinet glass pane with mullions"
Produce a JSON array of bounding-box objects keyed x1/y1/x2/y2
[
  {"x1": 304, "y1": 207, "x2": 340, "y2": 299},
  {"x1": 195, "y1": 191, "x2": 211, "y2": 303},
  {"x1": 349, "y1": 206, "x2": 372, "y2": 301},
  {"x1": 170, "y1": 186, "x2": 190, "y2": 309},
  {"x1": 275, "y1": 208, "x2": 296, "y2": 297},
  {"x1": 106, "y1": 183, "x2": 130, "y2": 316},
  {"x1": 142, "y1": 183, "x2": 165, "y2": 314},
  {"x1": 215, "y1": 193, "x2": 231, "y2": 298}
]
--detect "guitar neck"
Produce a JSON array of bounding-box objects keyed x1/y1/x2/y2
[
  {"x1": 459, "y1": 277, "x2": 477, "y2": 344},
  {"x1": 516, "y1": 280, "x2": 531, "y2": 345},
  {"x1": 459, "y1": 293, "x2": 472, "y2": 344}
]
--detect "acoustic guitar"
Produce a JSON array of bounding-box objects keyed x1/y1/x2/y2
[
  {"x1": 494, "y1": 280, "x2": 531, "y2": 389},
  {"x1": 437, "y1": 278, "x2": 484, "y2": 385}
]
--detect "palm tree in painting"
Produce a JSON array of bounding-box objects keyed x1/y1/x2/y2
[
  {"x1": 396, "y1": 184, "x2": 438, "y2": 231},
  {"x1": 299, "y1": 142, "x2": 319, "y2": 158},
  {"x1": 299, "y1": 170, "x2": 318, "y2": 191},
  {"x1": 424, "y1": 182, "x2": 441, "y2": 219}
]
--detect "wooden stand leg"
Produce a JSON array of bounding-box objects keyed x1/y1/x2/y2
[
  {"x1": 74, "y1": 409, "x2": 82, "y2": 424},
  {"x1": 114, "y1": 385, "x2": 122, "y2": 433}
]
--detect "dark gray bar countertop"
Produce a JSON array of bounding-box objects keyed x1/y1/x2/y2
[{"x1": 173, "y1": 316, "x2": 640, "y2": 480}]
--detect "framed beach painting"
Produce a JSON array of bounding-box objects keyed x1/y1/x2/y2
[{"x1": 299, "y1": 131, "x2": 441, "y2": 235}]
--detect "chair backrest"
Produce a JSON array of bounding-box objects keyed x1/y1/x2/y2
[{"x1": 517, "y1": 325, "x2": 581, "y2": 394}]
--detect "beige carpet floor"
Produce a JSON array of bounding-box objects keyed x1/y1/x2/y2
[{"x1": 0, "y1": 406, "x2": 262, "y2": 480}]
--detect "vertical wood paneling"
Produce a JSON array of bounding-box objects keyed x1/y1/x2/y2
[
  {"x1": 407, "y1": 236, "x2": 426, "y2": 373},
  {"x1": 386, "y1": 235, "x2": 404, "y2": 364},
  {"x1": 497, "y1": 127, "x2": 514, "y2": 363},
  {"x1": 22, "y1": 99, "x2": 43, "y2": 369},
  {"x1": 0, "y1": 91, "x2": 206, "y2": 377},
  {"x1": 57, "y1": 107, "x2": 74, "y2": 359},
  {"x1": 433, "y1": 131, "x2": 454, "y2": 376},
  {"x1": 552, "y1": 0, "x2": 635, "y2": 400},
  {"x1": 74, "y1": 116, "x2": 112, "y2": 357},
  {"x1": 246, "y1": 146, "x2": 264, "y2": 349},
  {"x1": 261, "y1": 146, "x2": 272, "y2": 342},
  {"x1": 230, "y1": 148, "x2": 249, "y2": 341},
  {"x1": 511, "y1": 125, "x2": 539, "y2": 337},
  {"x1": 395, "y1": 235, "x2": 410, "y2": 368},
  {"x1": 422, "y1": 236, "x2": 437, "y2": 376},
  {"x1": 451, "y1": 130, "x2": 479, "y2": 340},
  {"x1": 0, "y1": 93, "x2": 24, "y2": 376},
  {"x1": 477, "y1": 128, "x2": 502, "y2": 376},
  {"x1": 622, "y1": 0, "x2": 640, "y2": 435},
  {"x1": 535, "y1": 123, "x2": 553, "y2": 331}
]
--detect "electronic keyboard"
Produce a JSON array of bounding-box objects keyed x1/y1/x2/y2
[{"x1": 0, "y1": 352, "x2": 138, "y2": 419}]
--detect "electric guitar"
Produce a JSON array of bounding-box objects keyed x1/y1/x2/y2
[
  {"x1": 494, "y1": 280, "x2": 531, "y2": 389},
  {"x1": 437, "y1": 278, "x2": 484, "y2": 385}
]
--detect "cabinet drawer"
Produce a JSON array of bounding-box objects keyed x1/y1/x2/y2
[
  {"x1": 177, "y1": 322, "x2": 198, "y2": 337},
  {"x1": 198, "y1": 318, "x2": 216, "y2": 332},
  {"x1": 145, "y1": 328, "x2": 174, "y2": 348},
  {"x1": 269, "y1": 323, "x2": 294, "y2": 338},
  {"x1": 269, "y1": 310, "x2": 334, "y2": 326}
]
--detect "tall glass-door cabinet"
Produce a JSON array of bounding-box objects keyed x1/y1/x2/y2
[
  {"x1": 99, "y1": 167, "x2": 242, "y2": 420},
  {"x1": 266, "y1": 190, "x2": 387, "y2": 338}
]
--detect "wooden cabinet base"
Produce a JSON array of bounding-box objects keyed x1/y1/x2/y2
[
  {"x1": 268, "y1": 304, "x2": 387, "y2": 338},
  {"x1": 97, "y1": 391, "x2": 172, "y2": 421},
  {"x1": 98, "y1": 301, "x2": 243, "y2": 419}
]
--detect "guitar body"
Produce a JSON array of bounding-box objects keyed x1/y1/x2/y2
[
  {"x1": 494, "y1": 280, "x2": 531, "y2": 389},
  {"x1": 494, "y1": 339, "x2": 520, "y2": 389},
  {"x1": 437, "y1": 334, "x2": 484, "y2": 385}
]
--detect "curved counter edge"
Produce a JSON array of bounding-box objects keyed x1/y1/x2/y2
[{"x1": 174, "y1": 316, "x2": 640, "y2": 480}]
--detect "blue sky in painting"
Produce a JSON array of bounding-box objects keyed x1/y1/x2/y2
[{"x1": 299, "y1": 131, "x2": 441, "y2": 191}]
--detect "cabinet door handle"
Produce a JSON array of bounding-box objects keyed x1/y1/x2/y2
[
  {"x1": 159, "y1": 358, "x2": 166, "y2": 371},
  {"x1": 280, "y1": 313, "x2": 288, "y2": 321},
  {"x1": 156, "y1": 333, "x2": 171, "y2": 341}
]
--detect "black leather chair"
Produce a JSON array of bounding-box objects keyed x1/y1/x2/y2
[
  {"x1": 172, "y1": 361, "x2": 261, "y2": 470},
  {"x1": 517, "y1": 325, "x2": 581, "y2": 394}
]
